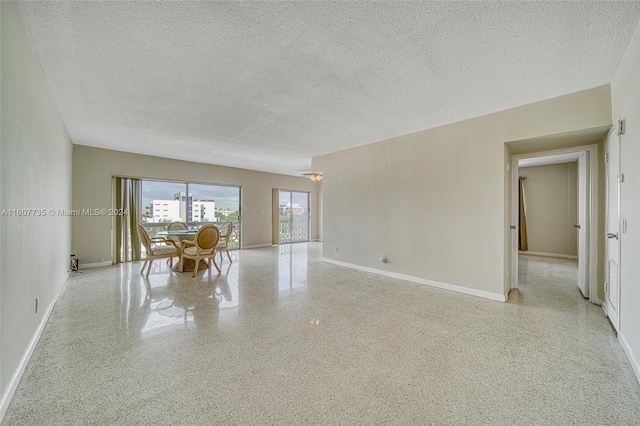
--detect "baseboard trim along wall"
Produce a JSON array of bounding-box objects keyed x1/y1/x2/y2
[
  {"x1": 79, "y1": 260, "x2": 112, "y2": 269},
  {"x1": 519, "y1": 251, "x2": 578, "y2": 260},
  {"x1": 322, "y1": 258, "x2": 507, "y2": 302},
  {"x1": 0, "y1": 273, "x2": 71, "y2": 422},
  {"x1": 619, "y1": 333, "x2": 640, "y2": 385},
  {"x1": 242, "y1": 243, "x2": 272, "y2": 249}
]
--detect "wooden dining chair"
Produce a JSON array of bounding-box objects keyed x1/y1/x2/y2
[
  {"x1": 167, "y1": 221, "x2": 188, "y2": 231},
  {"x1": 136, "y1": 224, "x2": 180, "y2": 277},
  {"x1": 179, "y1": 225, "x2": 221, "y2": 277},
  {"x1": 215, "y1": 221, "x2": 233, "y2": 264}
]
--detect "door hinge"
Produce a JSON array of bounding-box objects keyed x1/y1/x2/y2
[
  {"x1": 605, "y1": 153, "x2": 609, "y2": 162},
  {"x1": 618, "y1": 174, "x2": 625, "y2": 183},
  {"x1": 605, "y1": 282, "x2": 608, "y2": 292},
  {"x1": 617, "y1": 119, "x2": 626, "y2": 135}
]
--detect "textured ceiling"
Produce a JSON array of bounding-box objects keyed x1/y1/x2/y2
[{"x1": 16, "y1": 1, "x2": 640, "y2": 176}]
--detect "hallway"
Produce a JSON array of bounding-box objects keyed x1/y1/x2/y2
[{"x1": 3, "y1": 246, "x2": 639, "y2": 424}]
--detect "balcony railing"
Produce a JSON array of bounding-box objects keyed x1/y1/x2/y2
[
  {"x1": 279, "y1": 218, "x2": 309, "y2": 243},
  {"x1": 141, "y1": 221, "x2": 240, "y2": 249}
]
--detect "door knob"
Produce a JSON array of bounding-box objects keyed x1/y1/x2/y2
[
  {"x1": 573, "y1": 224, "x2": 581, "y2": 229},
  {"x1": 607, "y1": 233, "x2": 619, "y2": 239}
]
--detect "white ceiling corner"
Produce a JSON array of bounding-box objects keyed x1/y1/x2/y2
[{"x1": 15, "y1": 1, "x2": 640, "y2": 176}]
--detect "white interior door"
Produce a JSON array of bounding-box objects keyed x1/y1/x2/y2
[
  {"x1": 605, "y1": 132, "x2": 621, "y2": 331},
  {"x1": 577, "y1": 152, "x2": 589, "y2": 298}
]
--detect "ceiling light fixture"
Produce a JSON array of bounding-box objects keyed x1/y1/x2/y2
[{"x1": 303, "y1": 173, "x2": 323, "y2": 181}]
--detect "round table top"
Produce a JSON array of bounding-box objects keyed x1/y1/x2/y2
[{"x1": 156, "y1": 230, "x2": 197, "y2": 237}]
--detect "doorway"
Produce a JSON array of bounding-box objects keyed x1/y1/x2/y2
[
  {"x1": 510, "y1": 145, "x2": 599, "y2": 304},
  {"x1": 277, "y1": 190, "x2": 310, "y2": 244}
]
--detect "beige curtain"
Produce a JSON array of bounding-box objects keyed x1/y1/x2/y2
[
  {"x1": 115, "y1": 177, "x2": 141, "y2": 263},
  {"x1": 518, "y1": 176, "x2": 528, "y2": 251}
]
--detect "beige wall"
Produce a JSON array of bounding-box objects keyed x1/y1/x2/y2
[
  {"x1": 611, "y1": 17, "x2": 640, "y2": 379},
  {"x1": 519, "y1": 163, "x2": 578, "y2": 257},
  {"x1": 314, "y1": 86, "x2": 611, "y2": 299},
  {"x1": 1, "y1": 0, "x2": 73, "y2": 405},
  {"x1": 72, "y1": 146, "x2": 320, "y2": 265}
]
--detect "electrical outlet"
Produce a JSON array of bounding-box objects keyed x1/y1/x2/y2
[
  {"x1": 334, "y1": 246, "x2": 339, "y2": 253},
  {"x1": 380, "y1": 254, "x2": 386, "y2": 263},
  {"x1": 506, "y1": 270, "x2": 510, "y2": 278},
  {"x1": 261, "y1": 235, "x2": 265, "y2": 240}
]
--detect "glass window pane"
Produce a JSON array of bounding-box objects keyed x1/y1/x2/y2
[
  {"x1": 189, "y1": 183, "x2": 241, "y2": 248},
  {"x1": 139, "y1": 180, "x2": 240, "y2": 248},
  {"x1": 141, "y1": 180, "x2": 187, "y2": 237},
  {"x1": 279, "y1": 191, "x2": 291, "y2": 243},
  {"x1": 291, "y1": 192, "x2": 309, "y2": 242},
  {"x1": 141, "y1": 180, "x2": 187, "y2": 223}
]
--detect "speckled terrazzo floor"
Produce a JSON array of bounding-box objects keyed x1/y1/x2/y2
[{"x1": 3, "y1": 246, "x2": 640, "y2": 425}]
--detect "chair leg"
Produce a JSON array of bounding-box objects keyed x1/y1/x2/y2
[
  {"x1": 179, "y1": 256, "x2": 184, "y2": 272},
  {"x1": 146, "y1": 259, "x2": 153, "y2": 277},
  {"x1": 192, "y1": 257, "x2": 200, "y2": 277},
  {"x1": 169, "y1": 257, "x2": 173, "y2": 268},
  {"x1": 211, "y1": 256, "x2": 221, "y2": 273},
  {"x1": 226, "y1": 249, "x2": 232, "y2": 263},
  {"x1": 141, "y1": 259, "x2": 148, "y2": 274}
]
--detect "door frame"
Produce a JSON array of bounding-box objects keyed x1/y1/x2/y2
[{"x1": 510, "y1": 143, "x2": 600, "y2": 304}]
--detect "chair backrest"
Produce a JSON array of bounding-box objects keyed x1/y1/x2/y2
[
  {"x1": 168, "y1": 221, "x2": 188, "y2": 231},
  {"x1": 136, "y1": 224, "x2": 152, "y2": 252},
  {"x1": 219, "y1": 221, "x2": 233, "y2": 238},
  {"x1": 195, "y1": 225, "x2": 220, "y2": 250}
]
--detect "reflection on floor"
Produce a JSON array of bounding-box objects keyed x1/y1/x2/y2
[{"x1": 3, "y1": 246, "x2": 640, "y2": 424}]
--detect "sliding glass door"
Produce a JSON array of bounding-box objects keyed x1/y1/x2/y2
[
  {"x1": 278, "y1": 190, "x2": 309, "y2": 244},
  {"x1": 140, "y1": 179, "x2": 241, "y2": 248}
]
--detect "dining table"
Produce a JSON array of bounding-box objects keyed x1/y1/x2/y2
[{"x1": 156, "y1": 230, "x2": 209, "y2": 272}]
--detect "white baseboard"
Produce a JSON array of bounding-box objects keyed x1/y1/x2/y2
[
  {"x1": 619, "y1": 332, "x2": 640, "y2": 385},
  {"x1": 79, "y1": 260, "x2": 112, "y2": 269},
  {"x1": 519, "y1": 251, "x2": 577, "y2": 260},
  {"x1": 322, "y1": 258, "x2": 506, "y2": 302},
  {"x1": 242, "y1": 243, "x2": 272, "y2": 249},
  {"x1": 0, "y1": 272, "x2": 71, "y2": 422}
]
